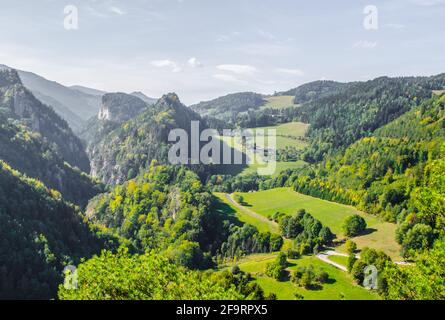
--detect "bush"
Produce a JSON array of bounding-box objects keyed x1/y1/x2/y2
[
  {"x1": 347, "y1": 254, "x2": 357, "y2": 273},
  {"x1": 291, "y1": 265, "x2": 329, "y2": 289},
  {"x1": 401, "y1": 224, "x2": 434, "y2": 258},
  {"x1": 265, "y1": 253, "x2": 287, "y2": 280},
  {"x1": 286, "y1": 248, "x2": 300, "y2": 259},
  {"x1": 233, "y1": 194, "x2": 244, "y2": 205},
  {"x1": 351, "y1": 260, "x2": 367, "y2": 284},
  {"x1": 345, "y1": 240, "x2": 357, "y2": 255},
  {"x1": 270, "y1": 234, "x2": 284, "y2": 252},
  {"x1": 342, "y1": 215, "x2": 367, "y2": 237},
  {"x1": 319, "y1": 226, "x2": 335, "y2": 243}
]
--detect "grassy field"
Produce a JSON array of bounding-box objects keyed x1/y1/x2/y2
[
  {"x1": 327, "y1": 255, "x2": 349, "y2": 267},
  {"x1": 217, "y1": 121, "x2": 309, "y2": 177},
  {"x1": 225, "y1": 253, "x2": 379, "y2": 300},
  {"x1": 254, "y1": 121, "x2": 309, "y2": 139},
  {"x1": 213, "y1": 193, "x2": 279, "y2": 234},
  {"x1": 220, "y1": 122, "x2": 309, "y2": 151},
  {"x1": 238, "y1": 160, "x2": 307, "y2": 177},
  {"x1": 262, "y1": 96, "x2": 300, "y2": 109},
  {"x1": 234, "y1": 188, "x2": 401, "y2": 260}
]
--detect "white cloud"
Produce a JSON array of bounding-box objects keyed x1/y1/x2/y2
[
  {"x1": 150, "y1": 60, "x2": 182, "y2": 72},
  {"x1": 276, "y1": 68, "x2": 304, "y2": 76},
  {"x1": 212, "y1": 74, "x2": 247, "y2": 85},
  {"x1": 353, "y1": 41, "x2": 378, "y2": 49},
  {"x1": 109, "y1": 6, "x2": 125, "y2": 15},
  {"x1": 258, "y1": 30, "x2": 276, "y2": 41},
  {"x1": 188, "y1": 57, "x2": 202, "y2": 68},
  {"x1": 216, "y1": 64, "x2": 257, "y2": 75}
]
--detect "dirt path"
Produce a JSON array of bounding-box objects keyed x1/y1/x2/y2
[
  {"x1": 224, "y1": 193, "x2": 279, "y2": 232},
  {"x1": 317, "y1": 250, "x2": 411, "y2": 271}
]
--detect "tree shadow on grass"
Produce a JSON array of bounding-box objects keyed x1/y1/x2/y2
[
  {"x1": 212, "y1": 198, "x2": 243, "y2": 227},
  {"x1": 325, "y1": 277, "x2": 337, "y2": 285},
  {"x1": 306, "y1": 284, "x2": 323, "y2": 291},
  {"x1": 360, "y1": 228, "x2": 378, "y2": 236}
]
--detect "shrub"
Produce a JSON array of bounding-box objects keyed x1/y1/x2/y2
[
  {"x1": 342, "y1": 215, "x2": 367, "y2": 237},
  {"x1": 265, "y1": 253, "x2": 287, "y2": 280},
  {"x1": 345, "y1": 240, "x2": 357, "y2": 255}
]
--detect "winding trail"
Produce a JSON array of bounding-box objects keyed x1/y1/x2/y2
[
  {"x1": 316, "y1": 251, "x2": 351, "y2": 272},
  {"x1": 224, "y1": 193, "x2": 279, "y2": 232}
]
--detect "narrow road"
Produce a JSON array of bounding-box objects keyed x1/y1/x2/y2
[
  {"x1": 317, "y1": 250, "x2": 411, "y2": 270},
  {"x1": 224, "y1": 193, "x2": 279, "y2": 232}
]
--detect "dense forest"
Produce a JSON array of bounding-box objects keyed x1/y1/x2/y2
[
  {"x1": 190, "y1": 92, "x2": 265, "y2": 122},
  {"x1": 0, "y1": 113, "x2": 101, "y2": 206},
  {"x1": 0, "y1": 160, "x2": 115, "y2": 299},
  {"x1": 86, "y1": 93, "x2": 210, "y2": 185},
  {"x1": 86, "y1": 161, "x2": 284, "y2": 268},
  {"x1": 0, "y1": 69, "x2": 90, "y2": 172}
]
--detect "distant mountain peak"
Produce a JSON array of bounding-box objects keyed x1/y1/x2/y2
[
  {"x1": 0, "y1": 68, "x2": 22, "y2": 86},
  {"x1": 0, "y1": 66, "x2": 91, "y2": 172},
  {"x1": 70, "y1": 85, "x2": 107, "y2": 97},
  {"x1": 98, "y1": 92, "x2": 147, "y2": 122},
  {"x1": 130, "y1": 91, "x2": 158, "y2": 105}
]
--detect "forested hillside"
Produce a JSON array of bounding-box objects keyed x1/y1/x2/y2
[
  {"x1": 0, "y1": 69, "x2": 90, "y2": 172},
  {"x1": 15, "y1": 67, "x2": 103, "y2": 130},
  {"x1": 264, "y1": 94, "x2": 445, "y2": 257},
  {"x1": 79, "y1": 92, "x2": 148, "y2": 146},
  {"x1": 88, "y1": 93, "x2": 207, "y2": 185},
  {"x1": 1, "y1": 65, "x2": 444, "y2": 301},
  {"x1": 0, "y1": 113, "x2": 100, "y2": 206},
  {"x1": 86, "y1": 162, "x2": 283, "y2": 269},
  {"x1": 278, "y1": 80, "x2": 350, "y2": 104},
  {"x1": 295, "y1": 75, "x2": 445, "y2": 161},
  {"x1": 0, "y1": 161, "x2": 112, "y2": 299},
  {"x1": 190, "y1": 92, "x2": 265, "y2": 121}
]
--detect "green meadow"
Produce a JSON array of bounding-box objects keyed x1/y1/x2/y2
[
  {"x1": 219, "y1": 121, "x2": 309, "y2": 152},
  {"x1": 213, "y1": 192, "x2": 279, "y2": 234},
  {"x1": 254, "y1": 121, "x2": 309, "y2": 139},
  {"x1": 327, "y1": 255, "x2": 349, "y2": 267},
  {"x1": 234, "y1": 188, "x2": 401, "y2": 260},
  {"x1": 225, "y1": 253, "x2": 379, "y2": 300},
  {"x1": 261, "y1": 95, "x2": 300, "y2": 109}
]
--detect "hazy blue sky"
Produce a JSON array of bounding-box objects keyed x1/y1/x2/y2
[{"x1": 0, "y1": 0, "x2": 444, "y2": 104}]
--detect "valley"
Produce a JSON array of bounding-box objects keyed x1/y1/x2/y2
[
  {"x1": 233, "y1": 188, "x2": 401, "y2": 260},
  {"x1": 1, "y1": 66, "x2": 445, "y2": 300},
  {"x1": 222, "y1": 253, "x2": 380, "y2": 300}
]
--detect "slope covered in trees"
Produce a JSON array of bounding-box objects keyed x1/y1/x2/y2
[
  {"x1": 58, "y1": 248, "x2": 245, "y2": 300},
  {"x1": 263, "y1": 94, "x2": 445, "y2": 258},
  {"x1": 0, "y1": 113, "x2": 101, "y2": 206},
  {"x1": 86, "y1": 162, "x2": 283, "y2": 269},
  {"x1": 79, "y1": 92, "x2": 148, "y2": 147},
  {"x1": 0, "y1": 161, "x2": 110, "y2": 299},
  {"x1": 14, "y1": 66, "x2": 103, "y2": 131},
  {"x1": 0, "y1": 69, "x2": 90, "y2": 172},
  {"x1": 278, "y1": 80, "x2": 350, "y2": 104},
  {"x1": 295, "y1": 75, "x2": 445, "y2": 161},
  {"x1": 190, "y1": 92, "x2": 265, "y2": 122},
  {"x1": 88, "y1": 93, "x2": 207, "y2": 185}
]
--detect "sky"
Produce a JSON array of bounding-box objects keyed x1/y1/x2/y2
[{"x1": 0, "y1": 0, "x2": 444, "y2": 104}]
